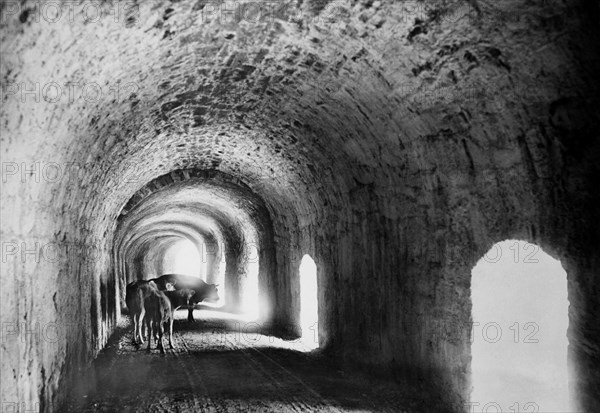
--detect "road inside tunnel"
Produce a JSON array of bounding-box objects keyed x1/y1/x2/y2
[{"x1": 68, "y1": 310, "x2": 425, "y2": 413}]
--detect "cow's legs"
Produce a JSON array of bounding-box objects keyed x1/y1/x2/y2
[
  {"x1": 138, "y1": 308, "x2": 146, "y2": 344},
  {"x1": 132, "y1": 314, "x2": 138, "y2": 344},
  {"x1": 157, "y1": 322, "x2": 165, "y2": 354},
  {"x1": 145, "y1": 318, "x2": 152, "y2": 352},
  {"x1": 141, "y1": 314, "x2": 146, "y2": 337},
  {"x1": 153, "y1": 315, "x2": 159, "y2": 342},
  {"x1": 168, "y1": 316, "x2": 174, "y2": 349},
  {"x1": 148, "y1": 321, "x2": 154, "y2": 345}
]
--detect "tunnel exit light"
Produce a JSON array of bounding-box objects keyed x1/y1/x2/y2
[
  {"x1": 300, "y1": 254, "x2": 319, "y2": 350},
  {"x1": 162, "y1": 239, "x2": 205, "y2": 278},
  {"x1": 470, "y1": 240, "x2": 571, "y2": 412}
]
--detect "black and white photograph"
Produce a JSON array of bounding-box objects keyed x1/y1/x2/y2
[{"x1": 1, "y1": 1, "x2": 599, "y2": 412}]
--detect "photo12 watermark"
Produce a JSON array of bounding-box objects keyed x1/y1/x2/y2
[
  {"x1": 2, "y1": 239, "x2": 101, "y2": 265},
  {"x1": 469, "y1": 321, "x2": 540, "y2": 344},
  {"x1": 399, "y1": 320, "x2": 542, "y2": 344},
  {"x1": 464, "y1": 401, "x2": 540, "y2": 413},
  {"x1": 1, "y1": 161, "x2": 148, "y2": 186},
  {"x1": 1, "y1": 321, "x2": 80, "y2": 345},
  {"x1": 0, "y1": 1, "x2": 140, "y2": 25},
  {"x1": 1, "y1": 81, "x2": 140, "y2": 105},
  {"x1": 482, "y1": 241, "x2": 540, "y2": 264}
]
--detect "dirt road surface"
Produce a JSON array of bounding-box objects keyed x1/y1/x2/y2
[{"x1": 68, "y1": 310, "x2": 427, "y2": 412}]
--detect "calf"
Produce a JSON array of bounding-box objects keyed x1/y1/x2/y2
[
  {"x1": 162, "y1": 288, "x2": 195, "y2": 342},
  {"x1": 143, "y1": 286, "x2": 173, "y2": 354},
  {"x1": 125, "y1": 280, "x2": 157, "y2": 344},
  {"x1": 151, "y1": 274, "x2": 219, "y2": 322}
]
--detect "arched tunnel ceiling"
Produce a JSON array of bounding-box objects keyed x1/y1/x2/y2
[
  {"x1": 121, "y1": 179, "x2": 266, "y2": 233},
  {"x1": 117, "y1": 208, "x2": 232, "y2": 276},
  {"x1": 116, "y1": 171, "x2": 269, "y2": 251},
  {"x1": 6, "y1": 0, "x2": 598, "y2": 241},
  {"x1": 125, "y1": 226, "x2": 209, "y2": 263},
  {"x1": 120, "y1": 216, "x2": 222, "y2": 253}
]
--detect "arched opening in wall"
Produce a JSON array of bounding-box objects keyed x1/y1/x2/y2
[
  {"x1": 299, "y1": 254, "x2": 319, "y2": 350},
  {"x1": 471, "y1": 240, "x2": 571, "y2": 412},
  {"x1": 161, "y1": 238, "x2": 205, "y2": 279}
]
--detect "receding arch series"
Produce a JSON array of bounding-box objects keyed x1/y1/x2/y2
[{"x1": 113, "y1": 169, "x2": 278, "y2": 321}]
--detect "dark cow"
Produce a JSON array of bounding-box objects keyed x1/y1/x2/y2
[
  {"x1": 143, "y1": 285, "x2": 173, "y2": 354},
  {"x1": 151, "y1": 274, "x2": 219, "y2": 322},
  {"x1": 164, "y1": 288, "x2": 196, "y2": 312},
  {"x1": 125, "y1": 280, "x2": 158, "y2": 344}
]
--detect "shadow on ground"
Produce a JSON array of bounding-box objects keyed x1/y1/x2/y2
[{"x1": 64, "y1": 310, "x2": 431, "y2": 412}]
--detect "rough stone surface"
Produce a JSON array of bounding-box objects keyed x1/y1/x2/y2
[{"x1": 1, "y1": 0, "x2": 599, "y2": 412}]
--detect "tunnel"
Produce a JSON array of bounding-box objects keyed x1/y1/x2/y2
[{"x1": 1, "y1": 0, "x2": 599, "y2": 412}]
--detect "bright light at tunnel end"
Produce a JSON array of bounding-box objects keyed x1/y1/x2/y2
[
  {"x1": 300, "y1": 254, "x2": 319, "y2": 350},
  {"x1": 163, "y1": 239, "x2": 205, "y2": 278}
]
